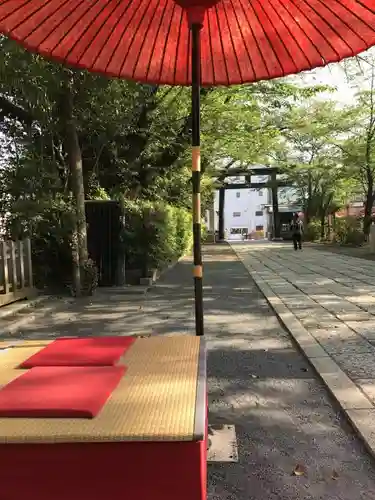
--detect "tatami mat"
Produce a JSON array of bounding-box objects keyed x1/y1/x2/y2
[
  {"x1": 0, "y1": 368, "x2": 26, "y2": 386},
  {"x1": 0, "y1": 342, "x2": 52, "y2": 370},
  {"x1": 0, "y1": 336, "x2": 201, "y2": 444}
]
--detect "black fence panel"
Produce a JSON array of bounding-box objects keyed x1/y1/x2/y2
[{"x1": 85, "y1": 201, "x2": 125, "y2": 286}]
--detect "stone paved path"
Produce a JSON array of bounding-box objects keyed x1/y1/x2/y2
[
  {"x1": 4, "y1": 244, "x2": 375, "y2": 499},
  {"x1": 234, "y1": 241, "x2": 375, "y2": 463}
]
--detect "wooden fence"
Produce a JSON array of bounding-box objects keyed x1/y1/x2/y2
[{"x1": 0, "y1": 239, "x2": 34, "y2": 307}]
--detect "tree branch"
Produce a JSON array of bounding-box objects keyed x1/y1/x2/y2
[{"x1": 0, "y1": 96, "x2": 33, "y2": 125}]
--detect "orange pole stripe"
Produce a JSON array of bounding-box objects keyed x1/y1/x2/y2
[
  {"x1": 192, "y1": 146, "x2": 201, "y2": 172},
  {"x1": 193, "y1": 265, "x2": 203, "y2": 278}
]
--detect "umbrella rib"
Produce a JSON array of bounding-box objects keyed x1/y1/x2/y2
[
  {"x1": 90, "y1": 0, "x2": 136, "y2": 71},
  {"x1": 106, "y1": 0, "x2": 147, "y2": 76},
  {"x1": 240, "y1": 0, "x2": 284, "y2": 78},
  {"x1": 143, "y1": 0, "x2": 169, "y2": 81},
  {"x1": 267, "y1": 0, "x2": 312, "y2": 68},
  {"x1": 62, "y1": 0, "x2": 117, "y2": 65},
  {"x1": 129, "y1": 0, "x2": 164, "y2": 79},
  {"x1": 18, "y1": 0, "x2": 81, "y2": 48},
  {"x1": 227, "y1": 0, "x2": 255, "y2": 81},
  {"x1": 222, "y1": 0, "x2": 244, "y2": 83},
  {"x1": 254, "y1": 0, "x2": 299, "y2": 74},
  {"x1": 204, "y1": 9, "x2": 214, "y2": 85},
  {"x1": 320, "y1": 0, "x2": 370, "y2": 43},
  {"x1": 156, "y1": 2, "x2": 176, "y2": 84},
  {"x1": 352, "y1": 0, "x2": 375, "y2": 24},
  {"x1": 249, "y1": 0, "x2": 286, "y2": 76},
  {"x1": 0, "y1": 0, "x2": 36, "y2": 24},
  {"x1": 28, "y1": 0, "x2": 93, "y2": 57},
  {"x1": 0, "y1": 0, "x2": 56, "y2": 34},
  {"x1": 275, "y1": 0, "x2": 327, "y2": 64},
  {"x1": 237, "y1": 0, "x2": 270, "y2": 79},
  {"x1": 172, "y1": 10, "x2": 183, "y2": 86},
  {"x1": 214, "y1": 5, "x2": 230, "y2": 85},
  {"x1": 289, "y1": 0, "x2": 342, "y2": 60},
  {"x1": 186, "y1": 17, "x2": 191, "y2": 86},
  {"x1": 303, "y1": 0, "x2": 360, "y2": 54},
  {"x1": 356, "y1": 0, "x2": 375, "y2": 14}
]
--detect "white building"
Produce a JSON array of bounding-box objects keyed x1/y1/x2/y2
[
  {"x1": 211, "y1": 174, "x2": 299, "y2": 241},
  {"x1": 213, "y1": 175, "x2": 269, "y2": 240}
]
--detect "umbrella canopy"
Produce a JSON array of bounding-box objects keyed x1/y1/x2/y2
[{"x1": 0, "y1": 0, "x2": 375, "y2": 86}]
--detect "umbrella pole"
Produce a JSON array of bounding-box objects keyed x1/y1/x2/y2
[{"x1": 191, "y1": 22, "x2": 204, "y2": 336}]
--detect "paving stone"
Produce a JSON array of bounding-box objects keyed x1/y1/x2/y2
[
  {"x1": 356, "y1": 380, "x2": 375, "y2": 406},
  {"x1": 346, "y1": 320, "x2": 375, "y2": 341},
  {"x1": 332, "y1": 352, "x2": 375, "y2": 380},
  {"x1": 309, "y1": 357, "x2": 373, "y2": 410},
  {"x1": 346, "y1": 409, "x2": 375, "y2": 457},
  {"x1": 300, "y1": 317, "x2": 339, "y2": 328},
  {"x1": 308, "y1": 325, "x2": 357, "y2": 339},
  {"x1": 337, "y1": 312, "x2": 373, "y2": 321},
  {"x1": 293, "y1": 309, "x2": 326, "y2": 320},
  {"x1": 318, "y1": 337, "x2": 375, "y2": 356}
]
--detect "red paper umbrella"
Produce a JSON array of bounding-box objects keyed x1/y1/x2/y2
[{"x1": 1, "y1": 0, "x2": 375, "y2": 335}]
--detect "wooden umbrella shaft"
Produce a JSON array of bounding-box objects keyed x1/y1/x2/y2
[{"x1": 191, "y1": 22, "x2": 204, "y2": 336}]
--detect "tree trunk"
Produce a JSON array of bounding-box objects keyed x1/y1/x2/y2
[
  {"x1": 63, "y1": 77, "x2": 88, "y2": 295},
  {"x1": 305, "y1": 171, "x2": 313, "y2": 225},
  {"x1": 218, "y1": 186, "x2": 225, "y2": 241},
  {"x1": 320, "y1": 214, "x2": 325, "y2": 240},
  {"x1": 71, "y1": 227, "x2": 81, "y2": 297},
  {"x1": 364, "y1": 191, "x2": 373, "y2": 239},
  {"x1": 364, "y1": 166, "x2": 374, "y2": 239},
  {"x1": 271, "y1": 170, "x2": 280, "y2": 239},
  {"x1": 327, "y1": 213, "x2": 333, "y2": 241}
]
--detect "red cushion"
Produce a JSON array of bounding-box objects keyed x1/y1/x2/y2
[
  {"x1": 20, "y1": 336, "x2": 135, "y2": 368},
  {"x1": 0, "y1": 366, "x2": 125, "y2": 418}
]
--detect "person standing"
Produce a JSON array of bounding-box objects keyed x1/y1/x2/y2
[{"x1": 290, "y1": 213, "x2": 303, "y2": 250}]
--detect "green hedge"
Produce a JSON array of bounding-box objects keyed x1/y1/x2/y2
[
  {"x1": 333, "y1": 216, "x2": 365, "y2": 246},
  {"x1": 304, "y1": 219, "x2": 321, "y2": 242},
  {"x1": 122, "y1": 200, "x2": 193, "y2": 275},
  {"x1": 304, "y1": 216, "x2": 365, "y2": 246}
]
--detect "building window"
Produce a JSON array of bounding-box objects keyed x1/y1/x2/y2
[
  {"x1": 256, "y1": 225, "x2": 264, "y2": 231},
  {"x1": 233, "y1": 212, "x2": 241, "y2": 217},
  {"x1": 258, "y1": 190, "x2": 263, "y2": 196},
  {"x1": 230, "y1": 227, "x2": 247, "y2": 235},
  {"x1": 255, "y1": 210, "x2": 263, "y2": 216},
  {"x1": 236, "y1": 192, "x2": 241, "y2": 198}
]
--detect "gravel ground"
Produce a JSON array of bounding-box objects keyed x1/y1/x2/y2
[{"x1": 5, "y1": 244, "x2": 375, "y2": 499}]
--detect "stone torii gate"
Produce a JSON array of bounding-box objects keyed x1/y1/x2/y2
[{"x1": 215, "y1": 166, "x2": 289, "y2": 241}]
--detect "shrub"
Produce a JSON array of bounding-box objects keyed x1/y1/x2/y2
[
  {"x1": 304, "y1": 218, "x2": 321, "y2": 242},
  {"x1": 69, "y1": 258, "x2": 99, "y2": 297},
  {"x1": 122, "y1": 200, "x2": 193, "y2": 276},
  {"x1": 175, "y1": 208, "x2": 193, "y2": 254},
  {"x1": 6, "y1": 197, "x2": 75, "y2": 291},
  {"x1": 80, "y1": 258, "x2": 99, "y2": 296},
  {"x1": 333, "y1": 216, "x2": 365, "y2": 246}
]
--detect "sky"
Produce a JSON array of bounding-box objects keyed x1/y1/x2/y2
[{"x1": 290, "y1": 47, "x2": 375, "y2": 105}]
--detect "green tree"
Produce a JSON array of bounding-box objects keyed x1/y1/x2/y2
[
  {"x1": 338, "y1": 88, "x2": 375, "y2": 237},
  {"x1": 276, "y1": 100, "x2": 358, "y2": 233}
]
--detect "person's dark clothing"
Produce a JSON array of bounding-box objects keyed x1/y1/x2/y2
[
  {"x1": 290, "y1": 220, "x2": 303, "y2": 250},
  {"x1": 292, "y1": 233, "x2": 302, "y2": 250}
]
